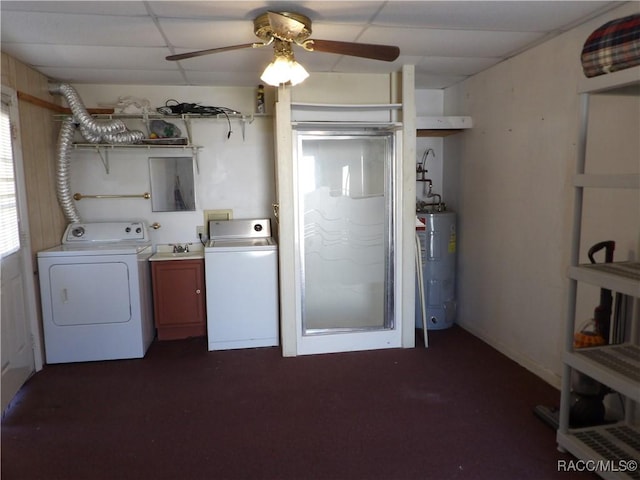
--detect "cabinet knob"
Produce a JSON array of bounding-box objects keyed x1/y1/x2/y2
[{"x1": 195, "y1": 289, "x2": 201, "y2": 295}]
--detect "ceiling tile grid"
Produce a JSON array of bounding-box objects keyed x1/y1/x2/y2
[{"x1": 0, "y1": 1, "x2": 624, "y2": 89}]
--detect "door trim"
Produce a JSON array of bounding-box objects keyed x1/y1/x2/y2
[
  {"x1": 275, "y1": 67, "x2": 417, "y2": 356},
  {"x1": 292, "y1": 127, "x2": 403, "y2": 355}
]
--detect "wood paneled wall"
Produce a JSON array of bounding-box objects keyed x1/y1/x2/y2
[{"x1": 2, "y1": 52, "x2": 66, "y2": 261}]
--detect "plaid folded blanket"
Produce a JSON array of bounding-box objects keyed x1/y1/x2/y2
[{"x1": 581, "y1": 13, "x2": 640, "y2": 78}]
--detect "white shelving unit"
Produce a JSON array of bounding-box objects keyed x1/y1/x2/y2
[
  {"x1": 57, "y1": 111, "x2": 252, "y2": 142},
  {"x1": 557, "y1": 65, "x2": 640, "y2": 480},
  {"x1": 56, "y1": 111, "x2": 254, "y2": 173}
]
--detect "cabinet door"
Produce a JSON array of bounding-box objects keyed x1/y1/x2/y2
[{"x1": 152, "y1": 260, "x2": 205, "y2": 331}]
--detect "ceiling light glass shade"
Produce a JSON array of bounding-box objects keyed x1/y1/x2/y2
[
  {"x1": 261, "y1": 40, "x2": 310, "y2": 86},
  {"x1": 288, "y1": 61, "x2": 310, "y2": 85},
  {"x1": 260, "y1": 57, "x2": 309, "y2": 86}
]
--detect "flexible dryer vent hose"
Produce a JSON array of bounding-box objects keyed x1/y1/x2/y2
[{"x1": 48, "y1": 83, "x2": 145, "y2": 223}]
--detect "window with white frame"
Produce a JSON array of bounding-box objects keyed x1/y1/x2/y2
[{"x1": 0, "y1": 94, "x2": 20, "y2": 257}]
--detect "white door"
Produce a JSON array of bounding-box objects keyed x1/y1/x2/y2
[
  {"x1": 1, "y1": 87, "x2": 39, "y2": 412},
  {"x1": 291, "y1": 127, "x2": 402, "y2": 355}
]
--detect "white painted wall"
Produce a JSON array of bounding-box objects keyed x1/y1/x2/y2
[
  {"x1": 442, "y1": 3, "x2": 639, "y2": 387},
  {"x1": 68, "y1": 79, "x2": 415, "y2": 246},
  {"x1": 68, "y1": 84, "x2": 276, "y2": 246},
  {"x1": 415, "y1": 89, "x2": 448, "y2": 209}
]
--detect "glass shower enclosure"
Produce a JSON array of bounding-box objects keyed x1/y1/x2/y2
[{"x1": 294, "y1": 126, "x2": 398, "y2": 349}]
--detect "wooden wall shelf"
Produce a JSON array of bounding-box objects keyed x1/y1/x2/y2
[{"x1": 416, "y1": 116, "x2": 472, "y2": 137}]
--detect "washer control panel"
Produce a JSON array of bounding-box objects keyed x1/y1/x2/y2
[
  {"x1": 63, "y1": 222, "x2": 149, "y2": 243},
  {"x1": 209, "y1": 218, "x2": 272, "y2": 240}
]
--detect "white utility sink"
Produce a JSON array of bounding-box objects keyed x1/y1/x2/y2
[{"x1": 149, "y1": 243, "x2": 204, "y2": 261}]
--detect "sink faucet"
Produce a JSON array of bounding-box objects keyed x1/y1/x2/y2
[{"x1": 171, "y1": 243, "x2": 190, "y2": 253}]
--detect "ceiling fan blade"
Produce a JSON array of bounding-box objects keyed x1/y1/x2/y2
[
  {"x1": 307, "y1": 39, "x2": 400, "y2": 62},
  {"x1": 166, "y1": 43, "x2": 256, "y2": 61},
  {"x1": 267, "y1": 11, "x2": 308, "y2": 41}
]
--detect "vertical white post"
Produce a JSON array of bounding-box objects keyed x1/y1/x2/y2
[
  {"x1": 401, "y1": 65, "x2": 417, "y2": 348},
  {"x1": 274, "y1": 85, "x2": 297, "y2": 356}
]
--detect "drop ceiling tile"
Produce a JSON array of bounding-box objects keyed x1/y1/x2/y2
[
  {"x1": 331, "y1": 55, "x2": 421, "y2": 75},
  {"x1": 295, "y1": 49, "x2": 346, "y2": 72},
  {"x1": 374, "y1": 1, "x2": 620, "y2": 31},
  {"x1": 298, "y1": 2, "x2": 387, "y2": 22},
  {"x1": 178, "y1": 48, "x2": 271, "y2": 72},
  {"x1": 415, "y1": 72, "x2": 469, "y2": 90},
  {"x1": 181, "y1": 70, "x2": 265, "y2": 87},
  {"x1": 359, "y1": 26, "x2": 544, "y2": 58},
  {"x1": 0, "y1": 0, "x2": 626, "y2": 89},
  {"x1": 151, "y1": 1, "x2": 386, "y2": 23},
  {"x1": 417, "y1": 56, "x2": 502, "y2": 76},
  {"x1": 305, "y1": 22, "x2": 368, "y2": 43},
  {"x1": 159, "y1": 19, "x2": 256, "y2": 49},
  {"x1": 334, "y1": 54, "x2": 496, "y2": 80},
  {"x1": 1, "y1": 44, "x2": 174, "y2": 70},
  {"x1": 37, "y1": 67, "x2": 186, "y2": 85},
  {"x1": 1, "y1": 12, "x2": 164, "y2": 47},
  {"x1": 148, "y1": 1, "x2": 292, "y2": 20},
  {"x1": 0, "y1": 1, "x2": 149, "y2": 16}
]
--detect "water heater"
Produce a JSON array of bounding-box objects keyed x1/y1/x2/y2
[{"x1": 415, "y1": 211, "x2": 457, "y2": 330}]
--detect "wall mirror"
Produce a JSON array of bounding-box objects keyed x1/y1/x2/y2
[{"x1": 149, "y1": 156, "x2": 196, "y2": 212}]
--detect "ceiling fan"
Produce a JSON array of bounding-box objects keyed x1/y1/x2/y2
[{"x1": 166, "y1": 11, "x2": 401, "y2": 86}]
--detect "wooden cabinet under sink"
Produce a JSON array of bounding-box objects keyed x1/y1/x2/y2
[{"x1": 151, "y1": 259, "x2": 206, "y2": 340}]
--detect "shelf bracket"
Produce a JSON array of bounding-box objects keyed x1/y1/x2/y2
[
  {"x1": 142, "y1": 111, "x2": 153, "y2": 138},
  {"x1": 237, "y1": 115, "x2": 253, "y2": 141},
  {"x1": 91, "y1": 146, "x2": 110, "y2": 174},
  {"x1": 72, "y1": 144, "x2": 111, "y2": 174},
  {"x1": 192, "y1": 146, "x2": 200, "y2": 174},
  {"x1": 183, "y1": 115, "x2": 193, "y2": 144}
]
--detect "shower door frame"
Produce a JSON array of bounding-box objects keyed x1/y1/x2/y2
[{"x1": 292, "y1": 124, "x2": 403, "y2": 355}]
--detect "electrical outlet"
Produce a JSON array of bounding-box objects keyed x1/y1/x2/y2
[{"x1": 196, "y1": 226, "x2": 205, "y2": 237}]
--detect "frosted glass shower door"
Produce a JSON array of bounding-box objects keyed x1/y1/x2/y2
[{"x1": 295, "y1": 129, "x2": 399, "y2": 354}]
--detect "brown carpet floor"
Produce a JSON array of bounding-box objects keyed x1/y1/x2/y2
[{"x1": 2, "y1": 326, "x2": 595, "y2": 480}]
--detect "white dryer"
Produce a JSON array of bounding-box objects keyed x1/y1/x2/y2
[
  {"x1": 205, "y1": 218, "x2": 279, "y2": 351},
  {"x1": 37, "y1": 222, "x2": 154, "y2": 364}
]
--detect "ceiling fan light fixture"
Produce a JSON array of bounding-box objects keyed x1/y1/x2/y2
[
  {"x1": 260, "y1": 39, "x2": 309, "y2": 86},
  {"x1": 166, "y1": 11, "x2": 400, "y2": 84},
  {"x1": 260, "y1": 57, "x2": 307, "y2": 86}
]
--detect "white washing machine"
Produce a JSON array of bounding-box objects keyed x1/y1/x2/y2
[
  {"x1": 37, "y1": 222, "x2": 154, "y2": 364},
  {"x1": 205, "y1": 218, "x2": 279, "y2": 351}
]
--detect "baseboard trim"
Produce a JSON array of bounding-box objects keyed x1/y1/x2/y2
[{"x1": 456, "y1": 321, "x2": 562, "y2": 390}]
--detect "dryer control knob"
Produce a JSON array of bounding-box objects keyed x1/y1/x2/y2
[
  {"x1": 254, "y1": 224, "x2": 263, "y2": 232},
  {"x1": 125, "y1": 227, "x2": 131, "y2": 233},
  {"x1": 71, "y1": 226, "x2": 85, "y2": 238}
]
